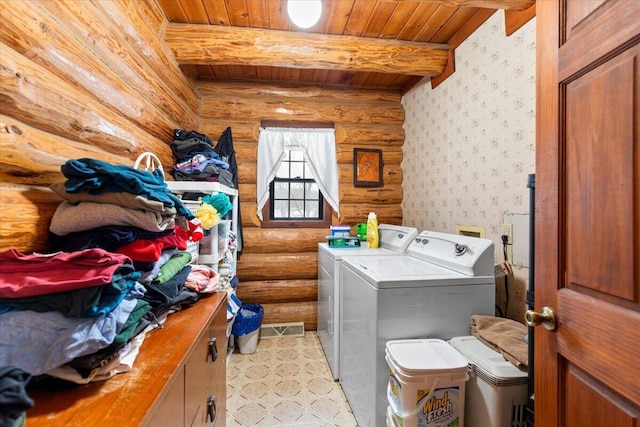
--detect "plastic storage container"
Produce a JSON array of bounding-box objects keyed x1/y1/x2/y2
[
  {"x1": 330, "y1": 225, "x2": 351, "y2": 237},
  {"x1": 449, "y1": 336, "x2": 528, "y2": 427},
  {"x1": 218, "y1": 219, "x2": 232, "y2": 257},
  {"x1": 386, "y1": 339, "x2": 469, "y2": 427},
  {"x1": 325, "y1": 236, "x2": 361, "y2": 247},
  {"x1": 181, "y1": 200, "x2": 202, "y2": 264}
]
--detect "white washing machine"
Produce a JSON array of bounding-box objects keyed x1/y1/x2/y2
[
  {"x1": 317, "y1": 224, "x2": 418, "y2": 380},
  {"x1": 339, "y1": 230, "x2": 496, "y2": 427}
]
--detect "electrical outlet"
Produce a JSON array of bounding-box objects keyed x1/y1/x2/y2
[{"x1": 502, "y1": 223, "x2": 513, "y2": 262}]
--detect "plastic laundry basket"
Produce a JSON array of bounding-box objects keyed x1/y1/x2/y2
[{"x1": 386, "y1": 339, "x2": 470, "y2": 427}]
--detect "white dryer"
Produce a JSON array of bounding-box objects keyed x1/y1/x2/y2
[
  {"x1": 317, "y1": 224, "x2": 418, "y2": 380},
  {"x1": 339, "y1": 230, "x2": 496, "y2": 427}
]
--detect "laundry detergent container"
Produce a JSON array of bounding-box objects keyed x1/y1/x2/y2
[
  {"x1": 385, "y1": 339, "x2": 469, "y2": 427},
  {"x1": 386, "y1": 405, "x2": 399, "y2": 427},
  {"x1": 448, "y1": 336, "x2": 528, "y2": 427}
]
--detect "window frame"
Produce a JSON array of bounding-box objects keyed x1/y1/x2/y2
[{"x1": 259, "y1": 120, "x2": 334, "y2": 229}]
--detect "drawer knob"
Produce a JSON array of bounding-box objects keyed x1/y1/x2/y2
[
  {"x1": 207, "y1": 395, "x2": 217, "y2": 422},
  {"x1": 209, "y1": 337, "x2": 218, "y2": 362}
]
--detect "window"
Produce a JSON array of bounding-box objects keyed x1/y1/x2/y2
[
  {"x1": 272, "y1": 150, "x2": 321, "y2": 219},
  {"x1": 262, "y1": 149, "x2": 331, "y2": 227},
  {"x1": 257, "y1": 122, "x2": 337, "y2": 228}
]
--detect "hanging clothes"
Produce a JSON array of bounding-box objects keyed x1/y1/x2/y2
[{"x1": 214, "y1": 127, "x2": 243, "y2": 254}]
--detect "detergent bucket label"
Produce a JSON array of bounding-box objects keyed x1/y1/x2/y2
[{"x1": 385, "y1": 339, "x2": 469, "y2": 427}]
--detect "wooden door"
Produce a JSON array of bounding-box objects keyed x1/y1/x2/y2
[{"x1": 535, "y1": 1, "x2": 640, "y2": 426}]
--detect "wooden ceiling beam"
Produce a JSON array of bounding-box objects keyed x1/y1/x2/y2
[
  {"x1": 165, "y1": 24, "x2": 450, "y2": 77},
  {"x1": 402, "y1": 0, "x2": 535, "y2": 11}
]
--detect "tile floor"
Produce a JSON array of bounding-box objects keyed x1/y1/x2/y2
[{"x1": 226, "y1": 332, "x2": 357, "y2": 426}]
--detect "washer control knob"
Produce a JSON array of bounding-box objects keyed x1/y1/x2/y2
[{"x1": 454, "y1": 244, "x2": 468, "y2": 256}]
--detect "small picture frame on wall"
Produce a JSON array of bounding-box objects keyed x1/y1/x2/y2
[{"x1": 353, "y1": 148, "x2": 383, "y2": 187}]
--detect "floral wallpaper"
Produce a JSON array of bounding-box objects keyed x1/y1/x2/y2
[{"x1": 401, "y1": 12, "x2": 536, "y2": 321}]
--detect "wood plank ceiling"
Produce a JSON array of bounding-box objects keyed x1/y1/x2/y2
[{"x1": 157, "y1": 0, "x2": 535, "y2": 93}]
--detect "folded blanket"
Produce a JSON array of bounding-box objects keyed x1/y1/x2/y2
[
  {"x1": 470, "y1": 315, "x2": 528, "y2": 371},
  {"x1": 50, "y1": 201, "x2": 175, "y2": 236}
]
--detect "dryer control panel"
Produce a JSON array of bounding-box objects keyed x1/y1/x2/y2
[
  {"x1": 407, "y1": 230, "x2": 494, "y2": 277},
  {"x1": 378, "y1": 224, "x2": 419, "y2": 253}
]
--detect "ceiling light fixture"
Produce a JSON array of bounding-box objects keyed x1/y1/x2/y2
[{"x1": 287, "y1": 0, "x2": 322, "y2": 29}]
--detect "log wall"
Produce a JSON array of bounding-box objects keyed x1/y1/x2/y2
[
  {"x1": 0, "y1": 0, "x2": 199, "y2": 251},
  {"x1": 0, "y1": 1, "x2": 406, "y2": 332},
  {"x1": 199, "y1": 81, "x2": 405, "y2": 330}
]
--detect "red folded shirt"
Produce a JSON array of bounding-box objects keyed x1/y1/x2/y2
[
  {"x1": 115, "y1": 233, "x2": 187, "y2": 262},
  {"x1": 0, "y1": 248, "x2": 132, "y2": 298}
]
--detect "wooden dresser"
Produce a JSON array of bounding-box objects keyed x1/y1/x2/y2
[{"x1": 26, "y1": 292, "x2": 228, "y2": 427}]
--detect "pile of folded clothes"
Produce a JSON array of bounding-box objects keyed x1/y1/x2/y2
[
  {"x1": 0, "y1": 158, "x2": 224, "y2": 386},
  {"x1": 0, "y1": 248, "x2": 150, "y2": 383},
  {"x1": 171, "y1": 129, "x2": 234, "y2": 186}
]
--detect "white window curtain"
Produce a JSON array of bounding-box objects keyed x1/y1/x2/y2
[{"x1": 257, "y1": 127, "x2": 339, "y2": 221}]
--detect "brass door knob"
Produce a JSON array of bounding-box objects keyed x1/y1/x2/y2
[{"x1": 525, "y1": 306, "x2": 557, "y2": 331}]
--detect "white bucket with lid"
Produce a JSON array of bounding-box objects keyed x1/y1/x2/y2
[{"x1": 386, "y1": 339, "x2": 470, "y2": 427}]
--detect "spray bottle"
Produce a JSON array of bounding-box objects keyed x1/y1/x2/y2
[{"x1": 366, "y1": 212, "x2": 379, "y2": 249}]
